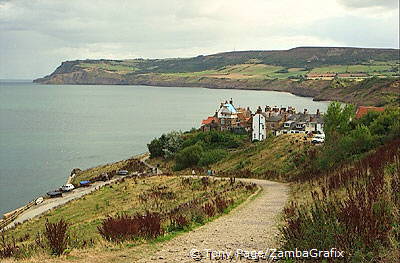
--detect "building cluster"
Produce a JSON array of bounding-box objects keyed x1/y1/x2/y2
[
  {"x1": 306, "y1": 73, "x2": 368, "y2": 80},
  {"x1": 200, "y1": 99, "x2": 325, "y2": 141}
]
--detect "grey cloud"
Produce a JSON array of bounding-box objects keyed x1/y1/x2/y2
[
  {"x1": 337, "y1": 0, "x2": 398, "y2": 9},
  {"x1": 0, "y1": 0, "x2": 399, "y2": 79}
]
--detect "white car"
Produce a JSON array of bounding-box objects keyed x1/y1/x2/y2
[
  {"x1": 61, "y1": 183, "x2": 75, "y2": 192},
  {"x1": 312, "y1": 134, "x2": 325, "y2": 144}
]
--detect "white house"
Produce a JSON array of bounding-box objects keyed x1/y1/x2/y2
[
  {"x1": 217, "y1": 102, "x2": 238, "y2": 130},
  {"x1": 252, "y1": 113, "x2": 266, "y2": 141}
]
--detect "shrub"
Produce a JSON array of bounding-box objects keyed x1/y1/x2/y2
[
  {"x1": 174, "y1": 144, "x2": 203, "y2": 170},
  {"x1": 169, "y1": 215, "x2": 189, "y2": 231},
  {"x1": 202, "y1": 203, "x2": 216, "y2": 217},
  {"x1": 98, "y1": 212, "x2": 163, "y2": 242},
  {"x1": 281, "y1": 140, "x2": 400, "y2": 262},
  {"x1": 198, "y1": 149, "x2": 227, "y2": 166},
  {"x1": 147, "y1": 132, "x2": 183, "y2": 159},
  {"x1": 44, "y1": 219, "x2": 69, "y2": 256},
  {"x1": 98, "y1": 214, "x2": 140, "y2": 242},
  {"x1": 214, "y1": 196, "x2": 229, "y2": 213},
  {"x1": 0, "y1": 234, "x2": 18, "y2": 259}
]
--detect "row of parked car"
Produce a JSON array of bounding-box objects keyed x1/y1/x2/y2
[{"x1": 46, "y1": 170, "x2": 130, "y2": 198}]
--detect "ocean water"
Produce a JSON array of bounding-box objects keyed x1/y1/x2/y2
[{"x1": 0, "y1": 81, "x2": 329, "y2": 215}]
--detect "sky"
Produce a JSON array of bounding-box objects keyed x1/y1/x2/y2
[{"x1": 0, "y1": 0, "x2": 399, "y2": 79}]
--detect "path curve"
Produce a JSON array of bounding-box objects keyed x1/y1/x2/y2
[{"x1": 139, "y1": 178, "x2": 288, "y2": 263}]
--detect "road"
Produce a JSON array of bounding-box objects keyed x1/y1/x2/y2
[
  {"x1": 135, "y1": 178, "x2": 288, "y2": 263},
  {"x1": 4, "y1": 154, "x2": 152, "y2": 231}
]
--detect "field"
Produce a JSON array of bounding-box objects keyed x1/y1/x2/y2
[
  {"x1": 76, "y1": 59, "x2": 399, "y2": 81},
  {"x1": 1, "y1": 175, "x2": 257, "y2": 261}
]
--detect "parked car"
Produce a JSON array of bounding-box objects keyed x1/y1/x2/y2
[
  {"x1": 80, "y1": 180, "x2": 91, "y2": 187},
  {"x1": 47, "y1": 190, "x2": 62, "y2": 198},
  {"x1": 116, "y1": 170, "x2": 129, "y2": 175},
  {"x1": 312, "y1": 134, "x2": 325, "y2": 144},
  {"x1": 61, "y1": 184, "x2": 75, "y2": 192}
]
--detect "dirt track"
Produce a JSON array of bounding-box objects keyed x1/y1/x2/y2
[{"x1": 137, "y1": 178, "x2": 288, "y2": 263}]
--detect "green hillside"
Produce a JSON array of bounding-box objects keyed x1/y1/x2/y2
[{"x1": 45, "y1": 47, "x2": 399, "y2": 77}]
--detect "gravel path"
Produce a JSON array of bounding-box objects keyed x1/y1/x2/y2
[{"x1": 138, "y1": 178, "x2": 288, "y2": 263}]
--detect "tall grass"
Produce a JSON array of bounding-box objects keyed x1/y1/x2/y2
[{"x1": 281, "y1": 139, "x2": 400, "y2": 262}]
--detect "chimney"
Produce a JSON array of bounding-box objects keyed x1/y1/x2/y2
[
  {"x1": 316, "y1": 109, "x2": 320, "y2": 116},
  {"x1": 304, "y1": 109, "x2": 307, "y2": 114},
  {"x1": 229, "y1": 98, "x2": 233, "y2": 105},
  {"x1": 256, "y1": 106, "x2": 262, "y2": 114}
]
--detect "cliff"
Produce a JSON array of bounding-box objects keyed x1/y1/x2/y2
[{"x1": 34, "y1": 47, "x2": 400, "y2": 106}]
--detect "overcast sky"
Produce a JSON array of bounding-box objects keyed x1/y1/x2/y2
[{"x1": 0, "y1": 0, "x2": 399, "y2": 79}]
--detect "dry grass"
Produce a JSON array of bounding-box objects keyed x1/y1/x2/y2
[{"x1": 2, "y1": 175, "x2": 255, "y2": 262}]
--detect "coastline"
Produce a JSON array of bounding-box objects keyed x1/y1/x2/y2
[
  {"x1": 0, "y1": 152, "x2": 150, "y2": 230},
  {"x1": 33, "y1": 76, "x2": 400, "y2": 107}
]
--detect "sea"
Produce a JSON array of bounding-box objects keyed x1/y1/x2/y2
[{"x1": 0, "y1": 81, "x2": 329, "y2": 215}]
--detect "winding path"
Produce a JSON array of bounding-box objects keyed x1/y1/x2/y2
[{"x1": 138, "y1": 178, "x2": 288, "y2": 263}]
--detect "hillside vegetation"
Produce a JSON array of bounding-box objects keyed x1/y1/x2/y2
[
  {"x1": 147, "y1": 104, "x2": 400, "y2": 262},
  {"x1": 281, "y1": 105, "x2": 400, "y2": 262},
  {"x1": 34, "y1": 47, "x2": 400, "y2": 107},
  {"x1": 1, "y1": 176, "x2": 257, "y2": 261}
]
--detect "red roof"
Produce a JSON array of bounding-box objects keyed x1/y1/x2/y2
[
  {"x1": 355, "y1": 106, "x2": 385, "y2": 119},
  {"x1": 201, "y1": 116, "x2": 218, "y2": 125}
]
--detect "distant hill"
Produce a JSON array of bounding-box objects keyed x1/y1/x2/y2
[
  {"x1": 34, "y1": 47, "x2": 399, "y2": 106},
  {"x1": 40, "y1": 47, "x2": 399, "y2": 76}
]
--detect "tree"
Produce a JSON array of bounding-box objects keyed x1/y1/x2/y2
[
  {"x1": 147, "y1": 131, "x2": 183, "y2": 159},
  {"x1": 323, "y1": 102, "x2": 355, "y2": 141},
  {"x1": 174, "y1": 144, "x2": 203, "y2": 170}
]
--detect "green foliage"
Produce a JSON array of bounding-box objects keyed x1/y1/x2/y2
[
  {"x1": 323, "y1": 102, "x2": 355, "y2": 141},
  {"x1": 368, "y1": 107, "x2": 400, "y2": 141},
  {"x1": 300, "y1": 106, "x2": 400, "y2": 173},
  {"x1": 147, "y1": 131, "x2": 183, "y2": 159},
  {"x1": 174, "y1": 144, "x2": 204, "y2": 171},
  {"x1": 198, "y1": 149, "x2": 227, "y2": 167},
  {"x1": 168, "y1": 130, "x2": 246, "y2": 170},
  {"x1": 282, "y1": 140, "x2": 400, "y2": 262},
  {"x1": 182, "y1": 130, "x2": 244, "y2": 150}
]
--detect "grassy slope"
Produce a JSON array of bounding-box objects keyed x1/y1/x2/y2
[
  {"x1": 78, "y1": 61, "x2": 399, "y2": 80},
  {"x1": 212, "y1": 134, "x2": 307, "y2": 178},
  {"x1": 148, "y1": 134, "x2": 308, "y2": 182},
  {"x1": 4, "y1": 176, "x2": 256, "y2": 262}
]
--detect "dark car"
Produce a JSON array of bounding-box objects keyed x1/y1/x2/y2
[
  {"x1": 47, "y1": 190, "x2": 62, "y2": 198},
  {"x1": 80, "y1": 180, "x2": 91, "y2": 187},
  {"x1": 116, "y1": 170, "x2": 129, "y2": 175}
]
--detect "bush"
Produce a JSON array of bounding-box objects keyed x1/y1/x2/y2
[
  {"x1": 147, "y1": 131, "x2": 183, "y2": 159},
  {"x1": 169, "y1": 215, "x2": 189, "y2": 231},
  {"x1": 174, "y1": 144, "x2": 203, "y2": 170},
  {"x1": 213, "y1": 196, "x2": 229, "y2": 213},
  {"x1": 0, "y1": 234, "x2": 18, "y2": 259},
  {"x1": 198, "y1": 149, "x2": 227, "y2": 166},
  {"x1": 98, "y1": 212, "x2": 163, "y2": 242},
  {"x1": 281, "y1": 140, "x2": 400, "y2": 262},
  {"x1": 44, "y1": 219, "x2": 69, "y2": 256},
  {"x1": 202, "y1": 203, "x2": 216, "y2": 217}
]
